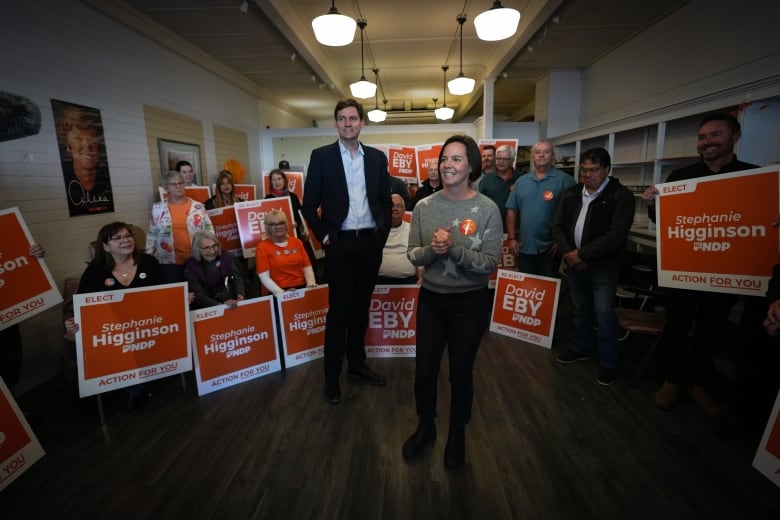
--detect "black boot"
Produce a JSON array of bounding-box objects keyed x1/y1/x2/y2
[
  {"x1": 402, "y1": 420, "x2": 436, "y2": 460},
  {"x1": 444, "y1": 426, "x2": 465, "y2": 469}
]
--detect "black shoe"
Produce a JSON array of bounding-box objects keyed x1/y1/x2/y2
[
  {"x1": 348, "y1": 364, "x2": 386, "y2": 386},
  {"x1": 556, "y1": 349, "x2": 590, "y2": 364},
  {"x1": 402, "y1": 420, "x2": 436, "y2": 460},
  {"x1": 597, "y1": 367, "x2": 616, "y2": 386},
  {"x1": 324, "y1": 379, "x2": 341, "y2": 404},
  {"x1": 444, "y1": 427, "x2": 466, "y2": 469}
]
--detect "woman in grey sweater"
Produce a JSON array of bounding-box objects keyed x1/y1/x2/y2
[{"x1": 402, "y1": 135, "x2": 502, "y2": 469}]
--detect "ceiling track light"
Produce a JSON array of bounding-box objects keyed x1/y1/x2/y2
[
  {"x1": 367, "y1": 68, "x2": 386, "y2": 123},
  {"x1": 312, "y1": 0, "x2": 357, "y2": 46},
  {"x1": 448, "y1": 14, "x2": 475, "y2": 96},
  {"x1": 474, "y1": 1, "x2": 521, "y2": 41},
  {"x1": 349, "y1": 19, "x2": 377, "y2": 99},
  {"x1": 436, "y1": 66, "x2": 454, "y2": 121}
]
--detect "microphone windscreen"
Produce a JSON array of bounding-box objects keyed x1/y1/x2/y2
[{"x1": 0, "y1": 91, "x2": 42, "y2": 142}]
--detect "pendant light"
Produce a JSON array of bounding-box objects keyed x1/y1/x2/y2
[
  {"x1": 448, "y1": 14, "x2": 475, "y2": 96},
  {"x1": 349, "y1": 19, "x2": 377, "y2": 99},
  {"x1": 367, "y1": 69, "x2": 386, "y2": 122},
  {"x1": 474, "y1": 1, "x2": 521, "y2": 41},
  {"x1": 435, "y1": 66, "x2": 455, "y2": 121},
  {"x1": 312, "y1": 1, "x2": 356, "y2": 47}
]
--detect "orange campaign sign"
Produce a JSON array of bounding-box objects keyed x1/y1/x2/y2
[
  {"x1": 0, "y1": 376, "x2": 45, "y2": 492},
  {"x1": 387, "y1": 145, "x2": 418, "y2": 184},
  {"x1": 0, "y1": 208, "x2": 62, "y2": 331},
  {"x1": 158, "y1": 185, "x2": 211, "y2": 203},
  {"x1": 415, "y1": 144, "x2": 443, "y2": 185},
  {"x1": 234, "y1": 197, "x2": 296, "y2": 257},
  {"x1": 490, "y1": 269, "x2": 562, "y2": 349},
  {"x1": 753, "y1": 386, "x2": 780, "y2": 487},
  {"x1": 190, "y1": 296, "x2": 281, "y2": 396},
  {"x1": 263, "y1": 170, "x2": 304, "y2": 201},
  {"x1": 488, "y1": 235, "x2": 519, "y2": 289},
  {"x1": 234, "y1": 183, "x2": 256, "y2": 202},
  {"x1": 656, "y1": 167, "x2": 779, "y2": 295},
  {"x1": 207, "y1": 206, "x2": 242, "y2": 254},
  {"x1": 276, "y1": 285, "x2": 329, "y2": 369},
  {"x1": 73, "y1": 283, "x2": 192, "y2": 397},
  {"x1": 365, "y1": 285, "x2": 419, "y2": 357}
]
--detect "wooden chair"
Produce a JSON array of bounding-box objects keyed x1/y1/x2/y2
[
  {"x1": 615, "y1": 304, "x2": 666, "y2": 386},
  {"x1": 615, "y1": 286, "x2": 666, "y2": 385}
]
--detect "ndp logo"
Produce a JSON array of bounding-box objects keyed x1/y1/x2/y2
[{"x1": 692, "y1": 241, "x2": 731, "y2": 252}]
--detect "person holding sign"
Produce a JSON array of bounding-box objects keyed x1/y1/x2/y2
[
  {"x1": 64, "y1": 222, "x2": 164, "y2": 411},
  {"x1": 641, "y1": 114, "x2": 759, "y2": 415},
  {"x1": 255, "y1": 210, "x2": 317, "y2": 296},
  {"x1": 553, "y1": 147, "x2": 634, "y2": 387},
  {"x1": 0, "y1": 243, "x2": 45, "y2": 393},
  {"x1": 403, "y1": 135, "x2": 502, "y2": 469},
  {"x1": 205, "y1": 170, "x2": 240, "y2": 210},
  {"x1": 147, "y1": 170, "x2": 214, "y2": 283},
  {"x1": 184, "y1": 231, "x2": 246, "y2": 309}
]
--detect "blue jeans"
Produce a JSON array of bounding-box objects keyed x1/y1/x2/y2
[
  {"x1": 518, "y1": 250, "x2": 561, "y2": 278},
  {"x1": 566, "y1": 266, "x2": 619, "y2": 369}
]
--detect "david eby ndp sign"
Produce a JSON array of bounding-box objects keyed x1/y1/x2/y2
[{"x1": 656, "y1": 167, "x2": 779, "y2": 296}]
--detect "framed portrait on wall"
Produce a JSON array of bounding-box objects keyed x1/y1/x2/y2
[{"x1": 157, "y1": 138, "x2": 202, "y2": 186}]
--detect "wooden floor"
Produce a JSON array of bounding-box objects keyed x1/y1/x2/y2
[{"x1": 3, "y1": 302, "x2": 780, "y2": 519}]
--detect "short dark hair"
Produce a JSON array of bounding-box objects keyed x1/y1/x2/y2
[
  {"x1": 698, "y1": 113, "x2": 741, "y2": 134},
  {"x1": 482, "y1": 144, "x2": 496, "y2": 154},
  {"x1": 93, "y1": 221, "x2": 141, "y2": 270},
  {"x1": 278, "y1": 160, "x2": 290, "y2": 170},
  {"x1": 580, "y1": 147, "x2": 611, "y2": 170},
  {"x1": 334, "y1": 98, "x2": 364, "y2": 120},
  {"x1": 175, "y1": 160, "x2": 192, "y2": 172},
  {"x1": 440, "y1": 135, "x2": 482, "y2": 182}
]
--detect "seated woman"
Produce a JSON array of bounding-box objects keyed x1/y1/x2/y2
[
  {"x1": 183, "y1": 231, "x2": 246, "y2": 309},
  {"x1": 255, "y1": 209, "x2": 317, "y2": 295},
  {"x1": 64, "y1": 221, "x2": 164, "y2": 411},
  {"x1": 205, "y1": 170, "x2": 240, "y2": 210}
]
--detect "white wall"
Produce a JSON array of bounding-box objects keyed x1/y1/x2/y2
[
  {"x1": 0, "y1": 0, "x2": 262, "y2": 393},
  {"x1": 580, "y1": 0, "x2": 780, "y2": 129}
]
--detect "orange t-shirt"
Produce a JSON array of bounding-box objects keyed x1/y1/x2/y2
[
  {"x1": 255, "y1": 237, "x2": 311, "y2": 289},
  {"x1": 169, "y1": 200, "x2": 192, "y2": 265}
]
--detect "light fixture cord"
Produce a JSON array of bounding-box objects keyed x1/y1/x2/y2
[
  {"x1": 360, "y1": 21, "x2": 366, "y2": 79},
  {"x1": 458, "y1": 15, "x2": 465, "y2": 75}
]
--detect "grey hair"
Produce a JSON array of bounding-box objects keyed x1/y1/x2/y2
[
  {"x1": 163, "y1": 170, "x2": 184, "y2": 186},
  {"x1": 190, "y1": 230, "x2": 221, "y2": 261},
  {"x1": 496, "y1": 144, "x2": 516, "y2": 160}
]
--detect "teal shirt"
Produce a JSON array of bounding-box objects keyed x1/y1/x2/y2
[
  {"x1": 505, "y1": 168, "x2": 576, "y2": 254},
  {"x1": 477, "y1": 169, "x2": 520, "y2": 226}
]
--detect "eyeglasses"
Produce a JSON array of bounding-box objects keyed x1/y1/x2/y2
[
  {"x1": 167, "y1": 181, "x2": 185, "y2": 187},
  {"x1": 579, "y1": 167, "x2": 604, "y2": 174},
  {"x1": 495, "y1": 157, "x2": 512, "y2": 162},
  {"x1": 199, "y1": 244, "x2": 219, "y2": 251},
  {"x1": 267, "y1": 222, "x2": 287, "y2": 227},
  {"x1": 392, "y1": 204, "x2": 405, "y2": 210},
  {"x1": 109, "y1": 234, "x2": 134, "y2": 242}
]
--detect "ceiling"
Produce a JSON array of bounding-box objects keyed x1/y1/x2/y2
[{"x1": 105, "y1": 0, "x2": 688, "y2": 126}]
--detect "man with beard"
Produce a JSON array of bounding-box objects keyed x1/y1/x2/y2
[{"x1": 642, "y1": 113, "x2": 759, "y2": 415}]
